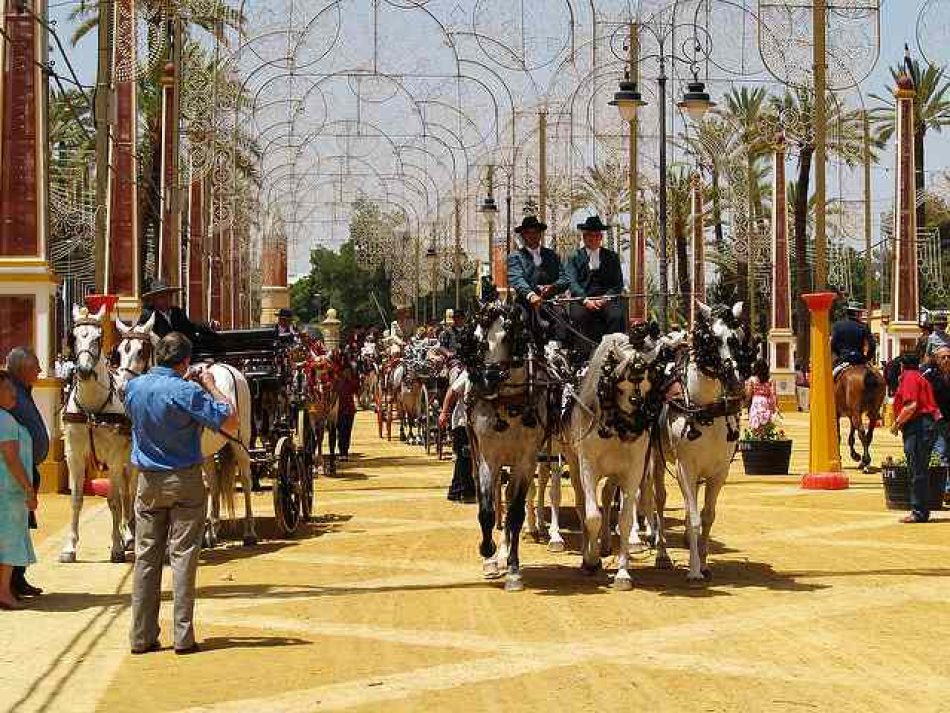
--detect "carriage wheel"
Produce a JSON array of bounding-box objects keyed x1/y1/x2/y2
[
  {"x1": 297, "y1": 407, "x2": 314, "y2": 476},
  {"x1": 301, "y1": 451, "x2": 315, "y2": 522},
  {"x1": 273, "y1": 436, "x2": 303, "y2": 536}
]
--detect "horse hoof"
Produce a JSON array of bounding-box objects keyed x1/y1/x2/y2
[
  {"x1": 59, "y1": 552, "x2": 76, "y2": 564},
  {"x1": 242, "y1": 535, "x2": 258, "y2": 547},
  {"x1": 655, "y1": 554, "x2": 674, "y2": 570},
  {"x1": 629, "y1": 541, "x2": 649, "y2": 555},
  {"x1": 110, "y1": 552, "x2": 127, "y2": 564},
  {"x1": 701, "y1": 567, "x2": 713, "y2": 581},
  {"x1": 686, "y1": 574, "x2": 706, "y2": 588},
  {"x1": 613, "y1": 575, "x2": 633, "y2": 591},
  {"x1": 504, "y1": 575, "x2": 524, "y2": 592},
  {"x1": 525, "y1": 529, "x2": 540, "y2": 543},
  {"x1": 580, "y1": 560, "x2": 601, "y2": 576},
  {"x1": 483, "y1": 560, "x2": 501, "y2": 579},
  {"x1": 547, "y1": 540, "x2": 565, "y2": 553}
]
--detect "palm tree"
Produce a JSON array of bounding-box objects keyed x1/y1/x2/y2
[
  {"x1": 573, "y1": 163, "x2": 629, "y2": 252},
  {"x1": 770, "y1": 87, "x2": 866, "y2": 356},
  {"x1": 870, "y1": 56, "x2": 950, "y2": 230},
  {"x1": 666, "y1": 166, "x2": 693, "y2": 324}
]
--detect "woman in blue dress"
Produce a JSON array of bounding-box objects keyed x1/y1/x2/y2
[{"x1": 0, "y1": 369, "x2": 37, "y2": 609}]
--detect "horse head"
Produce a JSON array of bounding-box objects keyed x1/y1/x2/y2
[
  {"x1": 693, "y1": 301, "x2": 756, "y2": 397},
  {"x1": 71, "y1": 304, "x2": 107, "y2": 380},
  {"x1": 115, "y1": 314, "x2": 158, "y2": 378}
]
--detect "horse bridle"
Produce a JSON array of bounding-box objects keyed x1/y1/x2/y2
[{"x1": 116, "y1": 332, "x2": 154, "y2": 378}]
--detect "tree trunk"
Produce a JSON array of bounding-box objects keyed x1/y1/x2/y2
[
  {"x1": 915, "y1": 126, "x2": 926, "y2": 230},
  {"x1": 794, "y1": 146, "x2": 814, "y2": 362}
]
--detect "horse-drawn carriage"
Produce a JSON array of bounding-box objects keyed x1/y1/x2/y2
[
  {"x1": 374, "y1": 339, "x2": 456, "y2": 458},
  {"x1": 193, "y1": 327, "x2": 315, "y2": 536}
]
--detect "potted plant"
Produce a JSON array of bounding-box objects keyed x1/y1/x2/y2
[
  {"x1": 739, "y1": 419, "x2": 793, "y2": 475},
  {"x1": 880, "y1": 454, "x2": 948, "y2": 512}
]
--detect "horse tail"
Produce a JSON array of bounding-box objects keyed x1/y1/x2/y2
[
  {"x1": 218, "y1": 445, "x2": 238, "y2": 522},
  {"x1": 862, "y1": 367, "x2": 884, "y2": 422}
]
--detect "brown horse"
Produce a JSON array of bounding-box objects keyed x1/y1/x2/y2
[{"x1": 834, "y1": 364, "x2": 886, "y2": 471}]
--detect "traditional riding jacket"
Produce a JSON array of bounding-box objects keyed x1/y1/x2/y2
[
  {"x1": 831, "y1": 318, "x2": 875, "y2": 366},
  {"x1": 506, "y1": 247, "x2": 569, "y2": 304},
  {"x1": 565, "y1": 246, "x2": 624, "y2": 299},
  {"x1": 136, "y1": 306, "x2": 213, "y2": 343}
]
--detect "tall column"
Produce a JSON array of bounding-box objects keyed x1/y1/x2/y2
[
  {"x1": 260, "y1": 237, "x2": 288, "y2": 326},
  {"x1": 767, "y1": 133, "x2": 796, "y2": 409},
  {"x1": 801, "y1": 292, "x2": 847, "y2": 490},
  {"x1": 0, "y1": 0, "x2": 65, "y2": 491},
  {"x1": 106, "y1": 0, "x2": 140, "y2": 322},
  {"x1": 887, "y1": 73, "x2": 919, "y2": 356},
  {"x1": 187, "y1": 167, "x2": 206, "y2": 320},
  {"x1": 157, "y1": 60, "x2": 181, "y2": 287},
  {"x1": 689, "y1": 171, "x2": 705, "y2": 327}
]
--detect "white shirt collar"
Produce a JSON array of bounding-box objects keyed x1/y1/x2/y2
[
  {"x1": 586, "y1": 247, "x2": 600, "y2": 269},
  {"x1": 527, "y1": 246, "x2": 542, "y2": 266}
]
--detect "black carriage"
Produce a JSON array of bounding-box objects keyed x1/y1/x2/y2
[{"x1": 193, "y1": 327, "x2": 314, "y2": 536}]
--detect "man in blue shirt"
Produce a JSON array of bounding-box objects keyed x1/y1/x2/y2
[
  {"x1": 6, "y1": 347, "x2": 48, "y2": 598},
  {"x1": 125, "y1": 332, "x2": 236, "y2": 655}
]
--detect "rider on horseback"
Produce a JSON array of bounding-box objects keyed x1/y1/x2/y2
[
  {"x1": 831, "y1": 302, "x2": 876, "y2": 379},
  {"x1": 506, "y1": 215, "x2": 570, "y2": 347}
]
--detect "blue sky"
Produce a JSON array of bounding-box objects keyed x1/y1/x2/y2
[{"x1": 47, "y1": 0, "x2": 950, "y2": 244}]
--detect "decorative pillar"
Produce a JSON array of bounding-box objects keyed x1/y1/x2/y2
[
  {"x1": 689, "y1": 171, "x2": 705, "y2": 327},
  {"x1": 259, "y1": 236, "x2": 288, "y2": 326},
  {"x1": 767, "y1": 133, "x2": 796, "y2": 409},
  {"x1": 157, "y1": 60, "x2": 181, "y2": 287},
  {"x1": 801, "y1": 293, "x2": 847, "y2": 490},
  {"x1": 0, "y1": 0, "x2": 65, "y2": 491},
  {"x1": 107, "y1": 0, "x2": 141, "y2": 323},
  {"x1": 187, "y1": 168, "x2": 206, "y2": 320},
  {"x1": 887, "y1": 73, "x2": 920, "y2": 356},
  {"x1": 321, "y1": 308, "x2": 342, "y2": 351},
  {"x1": 220, "y1": 224, "x2": 233, "y2": 328}
]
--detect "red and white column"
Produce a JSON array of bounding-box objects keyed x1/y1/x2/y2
[
  {"x1": 260, "y1": 234, "x2": 288, "y2": 326},
  {"x1": 887, "y1": 74, "x2": 920, "y2": 356},
  {"x1": 106, "y1": 0, "x2": 140, "y2": 322},
  {"x1": 0, "y1": 1, "x2": 65, "y2": 489},
  {"x1": 767, "y1": 133, "x2": 797, "y2": 408}
]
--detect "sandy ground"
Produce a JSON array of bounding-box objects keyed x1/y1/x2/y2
[{"x1": 2, "y1": 411, "x2": 949, "y2": 713}]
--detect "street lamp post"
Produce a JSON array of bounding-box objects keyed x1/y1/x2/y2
[
  {"x1": 610, "y1": 18, "x2": 714, "y2": 331},
  {"x1": 479, "y1": 164, "x2": 499, "y2": 285}
]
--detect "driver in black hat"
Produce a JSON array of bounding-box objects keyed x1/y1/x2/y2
[
  {"x1": 565, "y1": 215, "x2": 626, "y2": 359},
  {"x1": 506, "y1": 215, "x2": 569, "y2": 343},
  {"x1": 276, "y1": 308, "x2": 295, "y2": 337},
  {"x1": 136, "y1": 279, "x2": 214, "y2": 343},
  {"x1": 830, "y1": 302, "x2": 875, "y2": 377}
]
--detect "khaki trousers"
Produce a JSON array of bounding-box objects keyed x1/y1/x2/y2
[{"x1": 130, "y1": 466, "x2": 206, "y2": 650}]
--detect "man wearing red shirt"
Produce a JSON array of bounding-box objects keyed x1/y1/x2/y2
[{"x1": 890, "y1": 353, "x2": 942, "y2": 522}]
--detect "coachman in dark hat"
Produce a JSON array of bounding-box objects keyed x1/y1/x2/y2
[
  {"x1": 506, "y1": 215, "x2": 570, "y2": 344},
  {"x1": 136, "y1": 279, "x2": 215, "y2": 343},
  {"x1": 564, "y1": 216, "x2": 626, "y2": 358}
]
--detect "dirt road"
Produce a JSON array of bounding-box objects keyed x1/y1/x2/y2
[{"x1": 2, "y1": 412, "x2": 948, "y2": 712}]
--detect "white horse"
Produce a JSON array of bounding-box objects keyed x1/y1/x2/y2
[
  {"x1": 465, "y1": 304, "x2": 555, "y2": 592},
  {"x1": 60, "y1": 306, "x2": 149, "y2": 563},
  {"x1": 658, "y1": 301, "x2": 752, "y2": 584},
  {"x1": 198, "y1": 362, "x2": 257, "y2": 547},
  {"x1": 568, "y1": 332, "x2": 675, "y2": 588},
  {"x1": 114, "y1": 319, "x2": 258, "y2": 548}
]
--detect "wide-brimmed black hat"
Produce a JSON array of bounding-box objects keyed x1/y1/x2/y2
[
  {"x1": 514, "y1": 215, "x2": 547, "y2": 233},
  {"x1": 844, "y1": 301, "x2": 863, "y2": 316},
  {"x1": 276, "y1": 308, "x2": 293, "y2": 318},
  {"x1": 141, "y1": 279, "x2": 182, "y2": 299},
  {"x1": 577, "y1": 215, "x2": 611, "y2": 232}
]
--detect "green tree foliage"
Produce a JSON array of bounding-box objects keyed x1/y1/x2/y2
[{"x1": 290, "y1": 241, "x2": 393, "y2": 329}]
